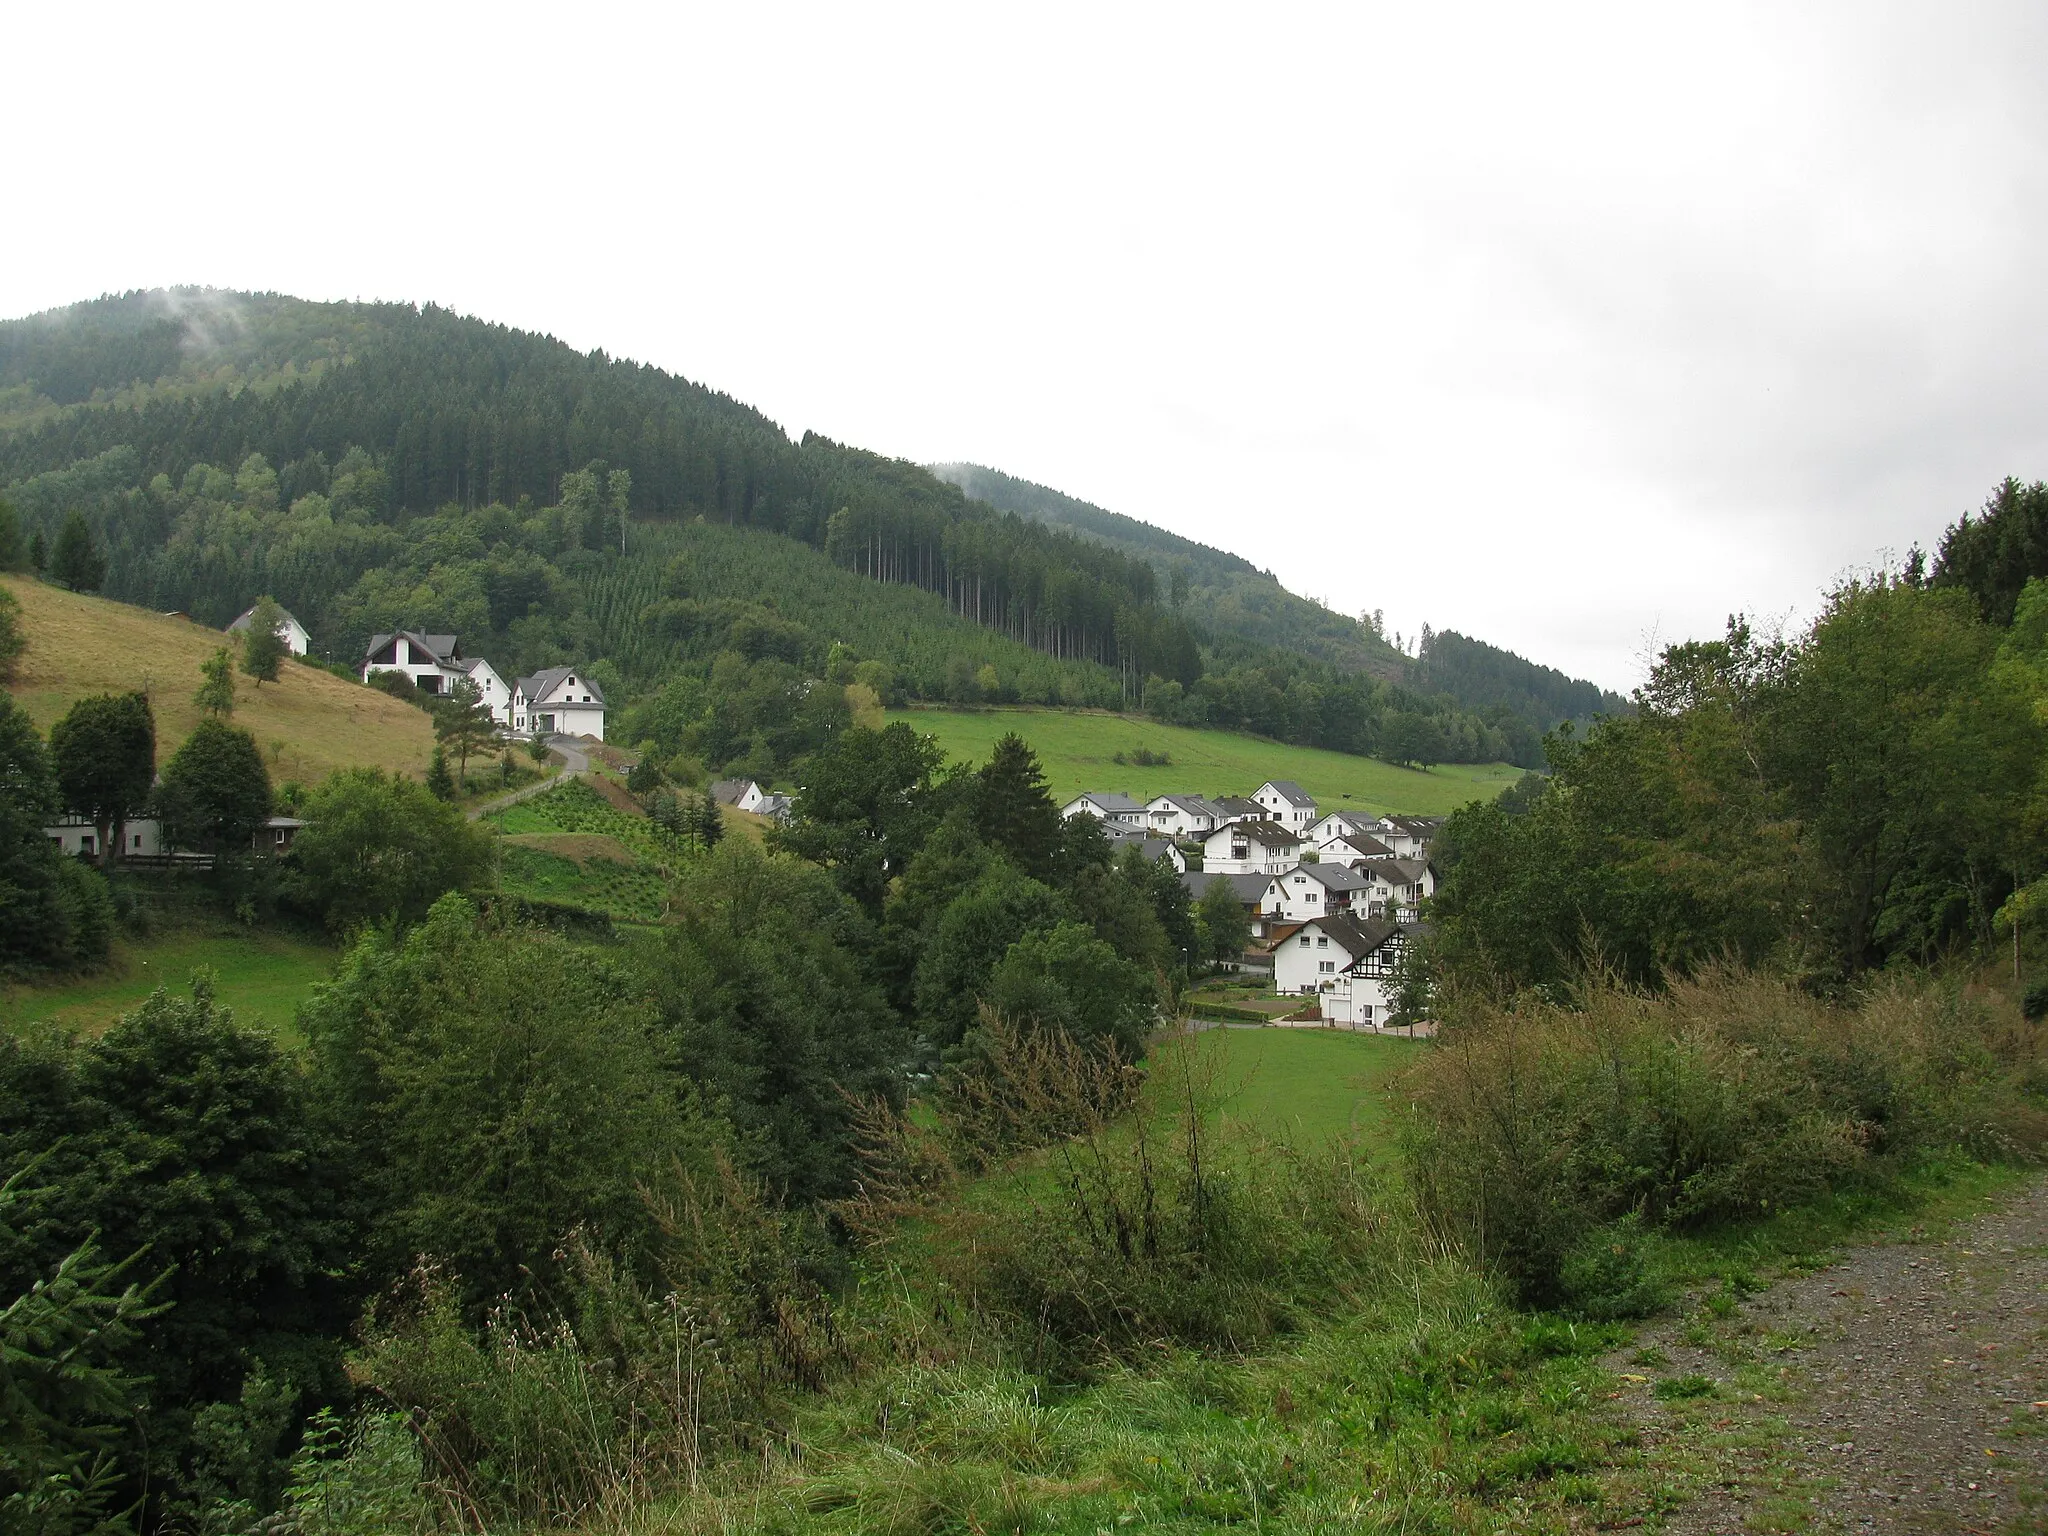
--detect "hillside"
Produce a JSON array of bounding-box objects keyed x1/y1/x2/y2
[
  {"x1": 3, "y1": 573, "x2": 433, "y2": 781},
  {"x1": 934, "y1": 461, "x2": 1631, "y2": 728},
  {"x1": 887, "y1": 704, "x2": 1522, "y2": 814}
]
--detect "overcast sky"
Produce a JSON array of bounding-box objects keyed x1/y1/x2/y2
[{"x1": 9, "y1": 2, "x2": 2046, "y2": 689}]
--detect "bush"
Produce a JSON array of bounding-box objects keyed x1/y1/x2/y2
[{"x1": 1403, "y1": 970, "x2": 2048, "y2": 1307}]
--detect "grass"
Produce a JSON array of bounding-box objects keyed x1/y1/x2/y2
[
  {"x1": 3, "y1": 574, "x2": 434, "y2": 783},
  {"x1": 1180, "y1": 1023, "x2": 1416, "y2": 1145},
  {"x1": 0, "y1": 928, "x2": 336, "y2": 1043},
  {"x1": 487, "y1": 780, "x2": 695, "y2": 920},
  {"x1": 885, "y1": 704, "x2": 1523, "y2": 816}
]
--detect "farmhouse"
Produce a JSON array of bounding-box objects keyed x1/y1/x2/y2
[
  {"x1": 228, "y1": 603, "x2": 311, "y2": 656},
  {"x1": 1252, "y1": 780, "x2": 1318, "y2": 828},
  {"x1": 1272, "y1": 912, "x2": 1420, "y2": 1029},
  {"x1": 513, "y1": 666, "x2": 607, "y2": 741},
  {"x1": 1199, "y1": 818, "x2": 1302, "y2": 875},
  {"x1": 1059, "y1": 790, "x2": 1147, "y2": 826},
  {"x1": 361, "y1": 631, "x2": 513, "y2": 723},
  {"x1": 1260, "y1": 861, "x2": 1369, "y2": 924},
  {"x1": 1143, "y1": 794, "x2": 1222, "y2": 839}
]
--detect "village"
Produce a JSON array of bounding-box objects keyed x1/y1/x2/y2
[{"x1": 41, "y1": 607, "x2": 1437, "y2": 1035}]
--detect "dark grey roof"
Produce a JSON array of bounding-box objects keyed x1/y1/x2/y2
[
  {"x1": 1303, "y1": 912, "x2": 1399, "y2": 958},
  {"x1": 1135, "y1": 838, "x2": 1181, "y2": 864},
  {"x1": 363, "y1": 630, "x2": 459, "y2": 665},
  {"x1": 1210, "y1": 796, "x2": 1262, "y2": 818},
  {"x1": 1100, "y1": 820, "x2": 1145, "y2": 841},
  {"x1": 1072, "y1": 790, "x2": 1145, "y2": 814},
  {"x1": 708, "y1": 778, "x2": 759, "y2": 805},
  {"x1": 229, "y1": 604, "x2": 304, "y2": 635},
  {"x1": 1260, "y1": 780, "x2": 1315, "y2": 806},
  {"x1": 1148, "y1": 794, "x2": 1216, "y2": 815},
  {"x1": 517, "y1": 665, "x2": 606, "y2": 707},
  {"x1": 1279, "y1": 861, "x2": 1367, "y2": 891},
  {"x1": 1180, "y1": 871, "x2": 1268, "y2": 905},
  {"x1": 1331, "y1": 833, "x2": 1397, "y2": 860},
  {"x1": 1358, "y1": 857, "x2": 1428, "y2": 882},
  {"x1": 1210, "y1": 818, "x2": 1301, "y2": 846}
]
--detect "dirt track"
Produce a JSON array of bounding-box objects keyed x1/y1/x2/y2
[{"x1": 1612, "y1": 1175, "x2": 2048, "y2": 1534}]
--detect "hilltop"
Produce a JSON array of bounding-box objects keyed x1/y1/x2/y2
[{"x1": 3, "y1": 573, "x2": 433, "y2": 781}]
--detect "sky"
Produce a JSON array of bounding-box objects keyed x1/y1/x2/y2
[{"x1": 8, "y1": 1, "x2": 2047, "y2": 691}]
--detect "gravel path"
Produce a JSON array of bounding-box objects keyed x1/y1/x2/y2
[{"x1": 1612, "y1": 1175, "x2": 2048, "y2": 1533}]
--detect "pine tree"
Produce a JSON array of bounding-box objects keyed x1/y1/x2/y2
[
  {"x1": 427, "y1": 747, "x2": 455, "y2": 800},
  {"x1": 239, "y1": 595, "x2": 288, "y2": 685},
  {"x1": 27, "y1": 528, "x2": 47, "y2": 573},
  {"x1": 433, "y1": 680, "x2": 497, "y2": 785},
  {"x1": 974, "y1": 732, "x2": 1060, "y2": 880},
  {"x1": 47, "y1": 512, "x2": 106, "y2": 593},
  {"x1": 696, "y1": 791, "x2": 724, "y2": 848}
]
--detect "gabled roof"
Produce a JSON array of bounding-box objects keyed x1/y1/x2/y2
[
  {"x1": 452, "y1": 657, "x2": 501, "y2": 679},
  {"x1": 363, "y1": 630, "x2": 460, "y2": 666},
  {"x1": 1258, "y1": 780, "x2": 1316, "y2": 806},
  {"x1": 1357, "y1": 857, "x2": 1428, "y2": 883},
  {"x1": 1210, "y1": 796, "x2": 1262, "y2": 818},
  {"x1": 709, "y1": 778, "x2": 760, "y2": 805},
  {"x1": 1300, "y1": 912, "x2": 1399, "y2": 959},
  {"x1": 1207, "y1": 817, "x2": 1301, "y2": 847},
  {"x1": 1132, "y1": 838, "x2": 1181, "y2": 865},
  {"x1": 1330, "y1": 832, "x2": 1397, "y2": 860},
  {"x1": 1147, "y1": 793, "x2": 1216, "y2": 815},
  {"x1": 516, "y1": 666, "x2": 606, "y2": 707},
  {"x1": 1180, "y1": 871, "x2": 1268, "y2": 906},
  {"x1": 229, "y1": 603, "x2": 304, "y2": 635},
  {"x1": 1276, "y1": 861, "x2": 1368, "y2": 891},
  {"x1": 1071, "y1": 790, "x2": 1145, "y2": 814},
  {"x1": 1100, "y1": 819, "x2": 1146, "y2": 841}
]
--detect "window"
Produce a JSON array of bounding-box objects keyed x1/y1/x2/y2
[
  {"x1": 1316, "y1": 936, "x2": 1328, "y2": 948},
  {"x1": 1318, "y1": 960, "x2": 1335, "y2": 973},
  {"x1": 1298, "y1": 935, "x2": 1311, "y2": 946}
]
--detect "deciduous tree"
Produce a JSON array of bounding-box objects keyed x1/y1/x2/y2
[
  {"x1": 238, "y1": 595, "x2": 288, "y2": 685},
  {"x1": 49, "y1": 691, "x2": 155, "y2": 867},
  {"x1": 157, "y1": 718, "x2": 271, "y2": 857}
]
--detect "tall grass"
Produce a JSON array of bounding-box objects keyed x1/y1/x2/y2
[{"x1": 1402, "y1": 968, "x2": 2048, "y2": 1309}]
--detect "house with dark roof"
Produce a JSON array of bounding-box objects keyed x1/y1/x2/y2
[
  {"x1": 1273, "y1": 912, "x2": 1424, "y2": 1029},
  {"x1": 1209, "y1": 795, "x2": 1263, "y2": 821},
  {"x1": 1059, "y1": 790, "x2": 1147, "y2": 826},
  {"x1": 1354, "y1": 857, "x2": 1433, "y2": 915},
  {"x1": 1143, "y1": 794, "x2": 1223, "y2": 839},
  {"x1": 1253, "y1": 780, "x2": 1318, "y2": 828},
  {"x1": 1198, "y1": 817, "x2": 1303, "y2": 875},
  {"x1": 1321, "y1": 831, "x2": 1398, "y2": 867},
  {"x1": 360, "y1": 631, "x2": 512, "y2": 722},
  {"x1": 513, "y1": 666, "x2": 607, "y2": 741},
  {"x1": 229, "y1": 603, "x2": 311, "y2": 656},
  {"x1": 1260, "y1": 861, "x2": 1370, "y2": 923}
]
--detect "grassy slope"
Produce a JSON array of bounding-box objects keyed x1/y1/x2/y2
[
  {"x1": 887, "y1": 705, "x2": 1521, "y2": 815},
  {"x1": 1185, "y1": 1025, "x2": 1414, "y2": 1145},
  {"x1": 3, "y1": 574, "x2": 434, "y2": 782},
  {"x1": 0, "y1": 930, "x2": 335, "y2": 1043}
]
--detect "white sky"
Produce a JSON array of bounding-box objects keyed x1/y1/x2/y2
[{"x1": 8, "y1": 1, "x2": 2047, "y2": 691}]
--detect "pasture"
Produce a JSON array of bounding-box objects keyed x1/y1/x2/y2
[{"x1": 0, "y1": 930, "x2": 336, "y2": 1043}]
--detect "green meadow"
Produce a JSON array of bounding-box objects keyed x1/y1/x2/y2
[
  {"x1": 1182, "y1": 1023, "x2": 1414, "y2": 1145},
  {"x1": 885, "y1": 705, "x2": 1523, "y2": 815},
  {"x1": 0, "y1": 930, "x2": 336, "y2": 1043}
]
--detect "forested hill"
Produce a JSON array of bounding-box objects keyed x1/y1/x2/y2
[
  {"x1": 932, "y1": 461, "x2": 1628, "y2": 724},
  {"x1": 0, "y1": 289, "x2": 1607, "y2": 769}
]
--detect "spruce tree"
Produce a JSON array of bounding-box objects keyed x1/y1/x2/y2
[
  {"x1": 696, "y1": 791, "x2": 724, "y2": 848},
  {"x1": 27, "y1": 529, "x2": 47, "y2": 573},
  {"x1": 973, "y1": 732, "x2": 1060, "y2": 880},
  {"x1": 47, "y1": 512, "x2": 106, "y2": 593},
  {"x1": 426, "y1": 747, "x2": 456, "y2": 800}
]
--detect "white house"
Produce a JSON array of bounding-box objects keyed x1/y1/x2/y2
[
  {"x1": 1143, "y1": 794, "x2": 1221, "y2": 839},
  {"x1": 513, "y1": 666, "x2": 607, "y2": 741},
  {"x1": 1260, "y1": 861, "x2": 1370, "y2": 924},
  {"x1": 46, "y1": 814, "x2": 164, "y2": 860},
  {"x1": 1365, "y1": 815, "x2": 1440, "y2": 860},
  {"x1": 1273, "y1": 913, "x2": 1418, "y2": 1029},
  {"x1": 229, "y1": 604, "x2": 311, "y2": 657},
  {"x1": 1060, "y1": 791, "x2": 1147, "y2": 827},
  {"x1": 1320, "y1": 831, "x2": 1398, "y2": 868},
  {"x1": 360, "y1": 632, "x2": 513, "y2": 724},
  {"x1": 1131, "y1": 837, "x2": 1187, "y2": 874},
  {"x1": 1253, "y1": 780, "x2": 1318, "y2": 829},
  {"x1": 1198, "y1": 818, "x2": 1303, "y2": 875},
  {"x1": 1309, "y1": 809, "x2": 1381, "y2": 848},
  {"x1": 1353, "y1": 857, "x2": 1434, "y2": 917}
]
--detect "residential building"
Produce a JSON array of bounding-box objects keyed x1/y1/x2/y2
[
  {"x1": 1133, "y1": 837, "x2": 1187, "y2": 874},
  {"x1": 1180, "y1": 870, "x2": 1269, "y2": 911},
  {"x1": 1366, "y1": 815, "x2": 1440, "y2": 859},
  {"x1": 1143, "y1": 794, "x2": 1222, "y2": 839},
  {"x1": 1320, "y1": 831, "x2": 1397, "y2": 868},
  {"x1": 1198, "y1": 817, "x2": 1303, "y2": 875},
  {"x1": 1308, "y1": 808, "x2": 1382, "y2": 848},
  {"x1": 228, "y1": 604, "x2": 311, "y2": 656},
  {"x1": 512, "y1": 666, "x2": 607, "y2": 740},
  {"x1": 710, "y1": 778, "x2": 774, "y2": 813},
  {"x1": 1353, "y1": 857, "x2": 1433, "y2": 916},
  {"x1": 1209, "y1": 795, "x2": 1263, "y2": 822},
  {"x1": 1273, "y1": 913, "x2": 1421, "y2": 1029},
  {"x1": 1253, "y1": 780, "x2": 1318, "y2": 828},
  {"x1": 360, "y1": 631, "x2": 513, "y2": 723},
  {"x1": 46, "y1": 814, "x2": 162, "y2": 860},
  {"x1": 1059, "y1": 791, "x2": 1148, "y2": 826},
  {"x1": 1260, "y1": 861, "x2": 1370, "y2": 924}
]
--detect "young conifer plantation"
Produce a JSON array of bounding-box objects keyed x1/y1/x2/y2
[{"x1": 2, "y1": 299, "x2": 2046, "y2": 1534}]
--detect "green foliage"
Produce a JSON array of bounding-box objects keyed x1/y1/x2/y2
[
  {"x1": 47, "y1": 692, "x2": 154, "y2": 866},
  {"x1": 984, "y1": 921, "x2": 1155, "y2": 1060},
  {"x1": 0, "y1": 980, "x2": 355, "y2": 1529},
  {"x1": 1194, "y1": 873, "x2": 1252, "y2": 967},
  {"x1": 277, "y1": 1409, "x2": 435, "y2": 1536},
  {"x1": 288, "y1": 769, "x2": 493, "y2": 932},
  {"x1": 0, "y1": 696, "x2": 114, "y2": 974},
  {"x1": 972, "y1": 733, "x2": 1060, "y2": 880},
  {"x1": 0, "y1": 495, "x2": 25, "y2": 571},
  {"x1": 913, "y1": 865, "x2": 1069, "y2": 1050},
  {"x1": 430, "y1": 680, "x2": 495, "y2": 782},
  {"x1": 46, "y1": 512, "x2": 103, "y2": 593},
  {"x1": 1403, "y1": 971, "x2": 2046, "y2": 1308},
  {"x1": 194, "y1": 646, "x2": 236, "y2": 718},
  {"x1": 769, "y1": 721, "x2": 951, "y2": 913},
  {"x1": 423, "y1": 746, "x2": 453, "y2": 800},
  {"x1": 238, "y1": 595, "x2": 287, "y2": 685},
  {"x1": 0, "y1": 586, "x2": 23, "y2": 683},
  {"x1": 303, "y1": 895, "x2": 708, "y2": 1308},
  {"x1": 1934, "y1": 475, "x2": 2048, "y2": 624},
  {"x1": 156, "y1": 717, "x2": 271, "y2": 857}
]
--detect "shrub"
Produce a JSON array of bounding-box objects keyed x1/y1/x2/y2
[{"x1": 1403, "y1": 969, "x2": 2048, "y2": 1307}]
